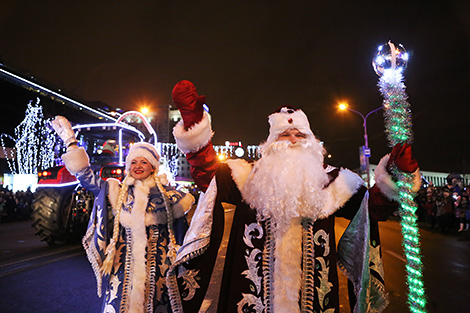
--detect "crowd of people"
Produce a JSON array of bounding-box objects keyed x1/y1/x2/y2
[
  {"x1": 0, "y1": 96, "x2": 467, "y2": 312},
  {"x1": 416, "y1": 178, "x2": 470, "y2": 233},
  {"x1": 1, "y1": 176, "x2": 469, "y2": 238},
  {"x1": 0, "y1": 185, "x2": 34, "y2": 222}
]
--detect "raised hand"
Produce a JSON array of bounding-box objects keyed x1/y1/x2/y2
[
  {"x1": 387, "y1": 143, "x2": 418, "y2": 173},
  {"x1": 172, "y1": 80, "x2": 206, "y2": 129},
  {"x1": 51, "y1": 116, "x2": 76, "y2": 146}
]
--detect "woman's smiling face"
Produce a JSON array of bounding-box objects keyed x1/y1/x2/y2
[{"x1": 129, "y1": 157, "x2": 154, "y2": 180}]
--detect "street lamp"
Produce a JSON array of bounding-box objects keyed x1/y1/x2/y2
[
  {"x1": 140, "y1": 106, "x2": 149, "y2": 115},
  {"x1": 339, "y1": 102, "x2": 383, "y2": 188}
]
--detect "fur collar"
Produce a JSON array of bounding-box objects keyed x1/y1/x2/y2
[
  {"x1": 173, "y1": 111, "x2": 213, "y2": 154},
  {"x1": 225, "y1": 159, "x2": 253, "y2": 191},
  {"x1": 374, "y1": 154, "x2": 421, "y2": 201},
  {"x1": 61, "y1": 146, "x2": 90, "y2": 175},
  {"x1": 121, "y1": 177, "x2": 153, "y2": 313},
  {"x1": 320, "y1": 168, "x2": 364, "y2": 216},
  {"x1": 108, "y1": 177, "x2": 191, "y2": 226},
  {"x1": 273, "y1": 217, "x2": 303, "y2": 312}
]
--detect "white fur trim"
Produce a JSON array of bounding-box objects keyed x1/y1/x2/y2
[
  {"x1": 158, "y1": 173, "x2": 169, "y2": 186},
  {"x1": 374, "y1": 155, "x2": 399, "y2": 201},
  {"x1": 144, "y1": 192, "x2": 195, "y2": 226},
  {"x1": 125, "y1": 176, "x2": 136, "y2": 186},
  {"x1": 61, "y1": 147, "x2": 90, "y2": 175},
  {"x1": 273, "y1": 217, "x2": 303, "y2": 313},
  {"x1": 143, "y1": 210, "x2": 168, "y2": 226},
  {"x1": 118, "y1": 178, "x2": 153, "y2": 313},
  {"x1": 324, "y1": 168, "x2": 364, "y2": 212},
  {"x1": 125, "y1": 142, "x2": 160, "y2": 172},
  {"x1": 374, "y1": 155, "x2": 421, "y2": 201},
  {"x1": 119, "y1": 178, "x2": 193, "y2": 228},
  {"x1": 225, "y1": 159, "x2": 253, "y2": 191},
  {"x1": 266, "y1": 108, "x2": 315, "y2": 147},
  {"x1": 173, "y1": 111, "x2": 213, "y2": 154},
  {"x1": 171, "y1": 193, "x2": 195, "y2": 217},
  {"x1": 411, "y1": 168, "x2": 422, "y2": 193}
]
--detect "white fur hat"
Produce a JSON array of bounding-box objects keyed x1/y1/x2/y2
[
  {"x1": 265, "y1": 107, "x2": 315, "y2": 145},
  {"x1": 125, "y1": 142, "x2": 160, "y2": 172}
]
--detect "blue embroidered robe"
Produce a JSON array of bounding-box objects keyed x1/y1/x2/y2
[{"x1": 78, "y1": 166, "x2": 190, "y2": 313}]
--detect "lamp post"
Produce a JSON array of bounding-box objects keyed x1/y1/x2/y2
[
  {"x1": 140, "y1": 106, "x2": 149, "y2": 115},
  {"x1": 339, "y1": 103, "x2": 383, "y2": 188}
]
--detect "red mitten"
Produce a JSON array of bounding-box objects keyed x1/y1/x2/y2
[
  {"x1": 387, "y1": 143, "x2": 418, "y2": 173},
  {"x1": 172, "y1": 80, "x2": 206, "y2": 129}
]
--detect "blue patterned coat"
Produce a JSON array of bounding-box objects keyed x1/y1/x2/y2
[{"x1": 77, "y1": 166, "x2": 193, "y2": 313}]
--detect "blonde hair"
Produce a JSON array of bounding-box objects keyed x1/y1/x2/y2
[{"x1": 101, "y1": 171, "x2": 178, "y2": 275}]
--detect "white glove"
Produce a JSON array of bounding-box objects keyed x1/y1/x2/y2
[{"x1": 51, "y1": 116, "x2": 76, "y2": 146}]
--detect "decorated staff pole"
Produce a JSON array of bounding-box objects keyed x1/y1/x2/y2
[{"x1": 372, "y1": 41, "x2": 427, "y2": 313}]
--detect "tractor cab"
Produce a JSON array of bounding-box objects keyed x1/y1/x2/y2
[
  {"x1": 33, "y1": 121, "x2": 147, "y2": 245},
  {"x1": 73, "y1": 123, "x2": 146, "y2": 180},
  {"x1": 37, "y1": 122, "x2": 145, "y2": 186}
]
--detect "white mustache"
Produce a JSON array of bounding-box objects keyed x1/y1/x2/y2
[{"x1": 261, "y1": 139, "x2": 323, "y2": 157}]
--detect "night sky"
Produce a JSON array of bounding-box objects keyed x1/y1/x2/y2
[{"x1": 0, "y1": 1, "x2": 469, "y2": 174}]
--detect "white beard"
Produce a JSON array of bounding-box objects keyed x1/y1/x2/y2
[
  {"x1": 242, "y1": 138, "x2": 330, "y2": 231},
  {"x1": 242, "y1": 138, "x2": 330, "y2": 312}
]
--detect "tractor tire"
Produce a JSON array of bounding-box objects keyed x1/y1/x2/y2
[{"x1": 31, "y1": 186, "x2": 75, "y2": 245}]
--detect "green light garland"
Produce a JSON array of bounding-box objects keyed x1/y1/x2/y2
[{"x1": 374, "y1": 42, "x2": 427, "y2": 313}]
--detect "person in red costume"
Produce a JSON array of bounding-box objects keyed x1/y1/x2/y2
[{"x1": 166, "y1": 80, "x2": 421, "y2": 313}]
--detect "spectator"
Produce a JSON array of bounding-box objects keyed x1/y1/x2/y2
[
  {"x1": 457, "y1": 189, "x2": 468, "y2": 232},
  {"x1": 436, "y1": 188, "x2": 454, "y2": 233},
  {"x1": 422, "y1": 194, "x2": 436, "y2": 229},
  {"x1": 2, "y1": 191, "x2": 17, "y2": 222}
]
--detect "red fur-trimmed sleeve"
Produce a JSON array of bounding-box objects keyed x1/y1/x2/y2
[
  {"x1": 186, "y1": 143, "x2": 219, "y2": 192},
  {"x1": 369, "y1": 153, "x2": 421, "y2": 222},
  {"x1": 173, "y1": 112, "x2": 219, "y2": 192},
  {"x1": 368, "y1": 184, "x2": 399, "y2": 222}
]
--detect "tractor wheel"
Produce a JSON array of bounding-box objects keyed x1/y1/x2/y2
[{"x1": 31, "y1": 186, "x2": 74, "y2": 245}]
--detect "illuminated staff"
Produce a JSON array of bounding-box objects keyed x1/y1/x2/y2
[{"x1": 373, "y1": 41, "x2": 427, "y2": 313}]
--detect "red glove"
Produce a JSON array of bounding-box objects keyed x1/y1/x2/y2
[
  {"x1": 172, "y1": 80, "x2": 206, "y2": 129},
  {"x1": 387, "y1": 143, "x2": 418, "y2": 173}
]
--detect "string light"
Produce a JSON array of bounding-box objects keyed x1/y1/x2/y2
[
  {"x1": 247, "y1": 145, "x2": 262, "y2": 159},
  {"x1": 2, "y1": 104, "x2": 261, "y2": 182},
  {"x1": 1, "y1": 99, "x2": 55, "y2": 175},
  {"x1": 0, "y1": 134, "x2": 17, "y2": 173},
  {"x1": 374, "y1": 41, "x2": 427, "y2": 313},
  {"x1": 158, "y1": 142, "x2": 261, "y2": 179}
]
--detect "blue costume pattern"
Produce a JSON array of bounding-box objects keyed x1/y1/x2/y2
[
  {"x1": 76, "y1": 167, "x2": 192, "y2": 312},
  {"x1": 59, "y1": 144, "x2": 193, "y2": 313}
]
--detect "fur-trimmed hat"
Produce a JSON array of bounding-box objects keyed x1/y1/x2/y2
[
  {"x1": 265, "y1": 107, "x2": 315, "y2": 146},
  {"x1": 125, "y1": 142, "x2": 160, "y2": 172}
]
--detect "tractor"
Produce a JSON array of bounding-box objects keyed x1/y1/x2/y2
[{"x1": 31, "y1": 115, "x2": 151, "y2": 245}]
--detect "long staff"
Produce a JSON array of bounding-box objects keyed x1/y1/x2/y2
[{"x1": 373, "y1": 41, "x2": 426, "y2": 313}]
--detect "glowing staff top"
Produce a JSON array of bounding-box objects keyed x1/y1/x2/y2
[
  {"x1": 373, "y1": 41, "x2": 427, "y2": 313},
  {"x1": 373, "y1": 41, "x2": 409, "y2": 77}
]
